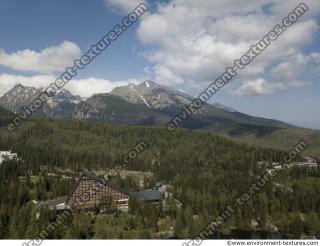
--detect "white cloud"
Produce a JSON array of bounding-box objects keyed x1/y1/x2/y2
[
  {"x1": 271, "y1": 54, "x2": 309, "y2": 80},
  {"x1": 137, "y1": 0, "x2": 320, "y2": 96},
  {"x1": 0, "y1": 41, "x2": 81, "y2": 73},
  {"x1": 230, "y1": 78, "x2": 309, "y2": 97},
  {"x1": 154, "y1": 65, "x2": 184, "y2": 86},
  {"x1": 230, "y1": 52, "x2": 318, "y2": 98},
  {"x1": 104, "y1": 0, "x2": 147, "y2": 13},
  {"x1": 271, "y1": 52, "x2": 320, "y2": 80},
  {"x1": 0, "y1": 74, "x2": 140, "y2": 98},
  {"x1": 269, "y1": 0, "x2": 320, "y2": 18},
  {"x1": 66, "y1": 77, "x2": 139, "y2": 98},
  {"x1": 230, "y1": 79, "x2": 282, "y2": 97}
]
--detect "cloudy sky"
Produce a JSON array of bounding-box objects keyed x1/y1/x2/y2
[{"x1": 0, "y1": 0, "x2": 319, "y2": 129}]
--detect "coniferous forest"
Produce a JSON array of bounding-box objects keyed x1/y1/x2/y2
[{"x1": 0, "y1": 118, "x2": 320, "y2": 239}]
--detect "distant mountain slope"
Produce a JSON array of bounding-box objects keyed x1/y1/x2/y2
[
  {"x1": 109, "y1": 81, "x2": 293, "y2": 131},
  {"x1": 1, "y1": 83, "x2": 318, "y2": 160},
  {"x1": 0, "y1": 83, "x2": 82, "y2": 118},
  {"x1": 0, "y1": 81, "x2": 293, "y2": 136},
  {"x1": 73, "y1": 93, "x2": 171, "y2": 125},
  {"x1": 110, "y1": 81, "x2": 193, "y2": 111},
  {"x1": 0, "y1": 84, "x2": 40, "y2": 114}
]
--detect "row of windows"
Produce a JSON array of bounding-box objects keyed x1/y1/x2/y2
[{"x1": 70, "y1": 180, "x2": 130, "y2": 206}]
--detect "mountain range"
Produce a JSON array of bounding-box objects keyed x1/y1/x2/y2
[
  {"x1": 0, "y1": 81, "x2": 294, "y2": 136},
  {"x1": 0, "y1": 83, "x2": 82, "y2": 119}
]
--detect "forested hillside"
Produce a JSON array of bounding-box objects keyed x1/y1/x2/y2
[
  {"x1": 230, "y1": 127, "x2": 320, "y2": 159},
  {"x1": 0, "y1": 119, "x2": 320, "y2": 239}
]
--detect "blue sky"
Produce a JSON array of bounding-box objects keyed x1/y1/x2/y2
[{"x1": 0, "y1": 0, "x2": 319, "y2": 129}]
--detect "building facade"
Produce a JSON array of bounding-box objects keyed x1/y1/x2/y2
[{"x1": 65, "y1": 171, "x2": 132, "y2": 211}]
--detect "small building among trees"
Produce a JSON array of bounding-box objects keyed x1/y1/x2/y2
[
  {"x1": 0, "y1": 150, "x2": 20, "y2": 164},
  {"x1": 295, "y1": 157, "x2": 318, "y2": 167}
]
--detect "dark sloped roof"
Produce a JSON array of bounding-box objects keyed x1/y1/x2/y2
[
  {"x1": 38, "y1": 197, "x2": 68, "y2": 210},
  {"x1": 131, "y1": 190, "x2": 162, "y2": 201},
  {"x1": 83, "y1": 170, "x2": 132, "y2": 196}
]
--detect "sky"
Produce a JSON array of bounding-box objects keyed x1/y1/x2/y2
[{"x1": 0, "y1": 0, "x2": 319, "y2": 129}]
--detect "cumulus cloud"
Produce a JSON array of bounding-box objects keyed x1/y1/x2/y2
[
  {"x1": 271, "y1": 54, "x2": 309, "y2": 80},
  {"x1": 137, "y1": 0, "x2": 320, "y2": 96},
  {"x1": 0, "y1": 41, "x2": 81, "y2": 74},
  {"x1": 230, "y1": 79, "x2": 282, "y2": 97},
  {"x1": 0, "y1": 74, "x2": 140, "y2": 98},
  {"x1": 66, "y1": 77, "x2": 140, "y2": 98},
  {"x1": 229, "y1": 78, "x2": 309, "y2": 97},
  {"x1": 104, "y1": 0, "x2": 147, "y2": 13},
  {"x1": 271, "y1": 52, "x2": 320, "y2": 80}
]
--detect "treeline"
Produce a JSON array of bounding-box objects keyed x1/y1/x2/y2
[{"x1": 0, "y1": 119, "x2": 284, "y2": 173}]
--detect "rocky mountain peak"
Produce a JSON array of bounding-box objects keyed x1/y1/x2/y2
[{"x1": 0, "y1": 84, "x2": 82, "y2": 117}]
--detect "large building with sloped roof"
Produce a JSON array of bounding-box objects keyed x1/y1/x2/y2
[{"x1": 39, "y1": 170, "x2": 163, "y2": 212}]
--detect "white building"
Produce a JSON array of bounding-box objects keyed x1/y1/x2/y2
[
  {"x1": 296, "y1": 156, "x2": 318, "y2": 167},
  {"x1": 0, "y1": 150, "x2": 19, "y2": 164}
]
